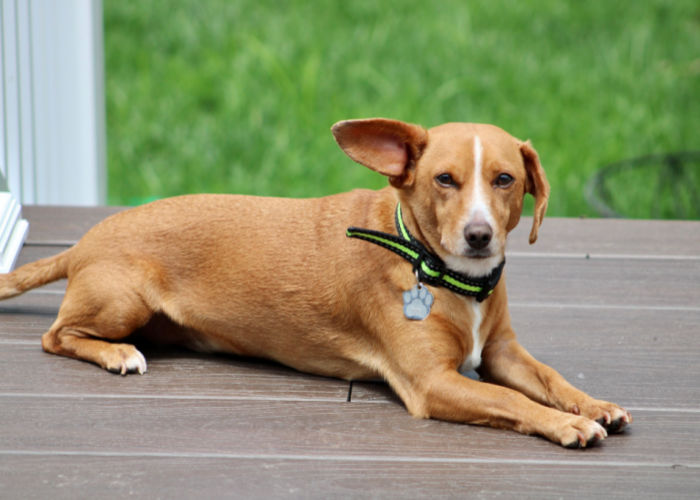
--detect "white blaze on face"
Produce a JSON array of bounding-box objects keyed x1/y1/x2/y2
[{"x1": 469, "y1": 136, "x2": 495, "y2": 226}]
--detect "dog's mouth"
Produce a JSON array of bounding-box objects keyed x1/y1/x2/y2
[
  {"x1": 444, "y1": 250, "x2": 502, "y2": 278},
  {"x1": 465, "y1": 248, "x2": 493, "y2": 259}
]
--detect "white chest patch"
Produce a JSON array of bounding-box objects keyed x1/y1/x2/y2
[{"x1": 460, "y1": 301, "x2": 483, "y2": 373}]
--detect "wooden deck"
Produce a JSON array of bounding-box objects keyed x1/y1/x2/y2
[{"x1": 1, "y1": 206, "x2": 699, "y2": 498}]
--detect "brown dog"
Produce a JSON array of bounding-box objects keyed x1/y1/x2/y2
[{"x1": 0, "y1": 118, "x2": 630, "y2": 447}]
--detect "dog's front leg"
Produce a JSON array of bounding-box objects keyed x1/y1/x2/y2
[
  {"x1": 399, "y1": 368, "x2": 607, "y2": 448},
  {"x1": 479, "y1": 336, "x2": 632, "y2": 434}
]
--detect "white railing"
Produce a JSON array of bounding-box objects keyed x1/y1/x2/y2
[{"x1": 1, "y1": 0, "x2": 106, "y2": 271}]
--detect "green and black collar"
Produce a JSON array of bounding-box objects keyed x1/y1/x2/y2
[{"x1": 346, "y1": 203, "x2": 505, "y2": 302}]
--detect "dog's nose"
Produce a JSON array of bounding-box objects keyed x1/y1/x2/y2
[{"x1": 464, "y1": 222, "x2": 493, "y2": 250}]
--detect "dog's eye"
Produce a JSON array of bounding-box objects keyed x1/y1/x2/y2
[
  {"x1": 494, "y1": 173, "x2": 514, "y2": 188},
  {"x1": 436, "y1": 173, "x2": 456, "y2": 187}
]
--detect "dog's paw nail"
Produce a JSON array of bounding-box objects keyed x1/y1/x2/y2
[
  {"x1": 593, "y1": 407, "x2": 630, "y2": 433},
  {"x1": 607, "y1": 413, "x2": 630, "y2": 433},
  {"x1": 588, "y1": 433, "x2": 603, "y2": 447},
  {"x1": 562, "y1": 431, "x2": 586, "y2": 449},
  {"x1": 595, "y1": 413, "x2": 611, "y2": 426}
]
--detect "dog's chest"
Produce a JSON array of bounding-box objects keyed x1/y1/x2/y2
[{"x1": 459, "y1": 301, "x2": 483, "y2": 373}]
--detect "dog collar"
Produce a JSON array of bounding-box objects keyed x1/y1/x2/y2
[{"x1": 346, "y1": 203, "x2": 505, "y2": 302}]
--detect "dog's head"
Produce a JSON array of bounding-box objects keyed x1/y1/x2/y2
[{"x1": 332, "y1": 118, "x2": 550, "y2": 277}]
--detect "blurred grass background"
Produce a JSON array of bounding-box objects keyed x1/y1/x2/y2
[{"x1": 103, "y1": 0, "x2": 699, "y2": 218}]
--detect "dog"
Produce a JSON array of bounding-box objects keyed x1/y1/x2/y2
[{"x1": 0, "y1": 118, "x2": 631, "y2": 447}]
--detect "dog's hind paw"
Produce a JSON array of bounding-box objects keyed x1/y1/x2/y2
[
  {"x1": 101, "y1": 344, "x2": 148, "y2": 375},
  {"x1": 403, "y1": 285, "x2": 434, "y2": 320}
]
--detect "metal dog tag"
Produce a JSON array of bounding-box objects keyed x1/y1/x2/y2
[{"x1": 403, "y1": 283, "x2": 434, "y2": 320}]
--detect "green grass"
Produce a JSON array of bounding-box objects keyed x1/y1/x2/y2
[{"x1": 104, "y1": 0, "x2": 699, "y2": 218}]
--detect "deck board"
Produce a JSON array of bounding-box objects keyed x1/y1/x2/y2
[
  {"x1": 2, "y1": 205, "x2": 699, "y2": 499},
  {"x1": 0, "y1": 344, "x2": 350, "y2": 401},
  {"x1": 3, "y1": 456, "x2": 698, "y2": 500},
  {"x1": 2, "y1": 396, "x2": 699, "y2": 466},
  {"x1": 509, "y1": 216, "x2": 700, "y2": 257},
  {"x1": 506, "y1": 256, "x2": 700, "y2": 308},
  {"x1": 22, "y1": 205, "x2": 125, "y2": 245}
]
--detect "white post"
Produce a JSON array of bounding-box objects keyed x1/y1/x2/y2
[{"x1": 29, "y1": 0, "x2": 107, "y2": 205}]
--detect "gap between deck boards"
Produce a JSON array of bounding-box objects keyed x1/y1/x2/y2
[
  {"x1": 3, "y1": 391, "x2": 699, "y2": 415},
  {"x1": 0, "y1": 391, "x2": 353, "y2": 404},
  {"x1": 507, "y1": 251, "x2": 700, "y2": 261},
  {"x1": 0, "y1": 449, "x2": 697, "y2": 469}
]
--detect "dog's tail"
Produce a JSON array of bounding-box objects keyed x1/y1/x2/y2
[{"x1": 0, "y1": 248, "x2": 72, "y2": 299}]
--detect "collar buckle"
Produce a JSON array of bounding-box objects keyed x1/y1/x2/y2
[{"x1": 413, "y1": 249, "x2": 445, "y2": 284}]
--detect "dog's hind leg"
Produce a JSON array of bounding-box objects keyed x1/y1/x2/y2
[{"x1": 41, "y1": 270, "x2": 153, "y2": 375}]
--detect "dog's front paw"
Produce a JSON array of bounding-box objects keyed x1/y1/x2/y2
[
  {"x1": 574, "y1": 400, "x2": 632, "y2": 434},
  {"x1": 100, "y1": 344, "x2": 148, "y2": 375},
  {"x1": 556, "y1": 415, "x2": 608, "y2": 449},
  {"x1": 403, "y1": 285, "x2": 434, "y2": 320}
]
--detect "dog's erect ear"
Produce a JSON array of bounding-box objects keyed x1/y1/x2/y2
[
  {"x1": 520, "y1": 141, "x2": 550, "y2": 244},
  {"x1": 331, "y1": 118, "x2": 428, "y2": 186}
]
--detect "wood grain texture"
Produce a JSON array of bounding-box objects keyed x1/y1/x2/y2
[
  {"x1": 1, "y1": 396, "x2": 698, "y2": 466},
  {"x1": 14, "y1": 245, "x2": 71, "y2": 267},
  {"x1": 23, "y1": 206, "x2": 125, "y2": 245},
  {"x1": 508, "y1": 216, "x2": 700, "y2": 258},
  {"x1": 2, "y1": 456, "x2": 698, "y2": 500},
  {"x1": 0, "y1": 291, "x2": 62, "y2": 314},
  {"x1": 0, "y1": 344, "x2": 350, "y2": 401},
  {"x1": 505, "y1": 255, "x2": 700, "y2": 308}
]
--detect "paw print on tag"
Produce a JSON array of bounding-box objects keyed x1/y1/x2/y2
[{"x1": 403, "y1": 284, "x2": 434, "y2": 320}]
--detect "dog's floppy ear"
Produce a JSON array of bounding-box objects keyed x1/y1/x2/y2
[
  {"x1": 520, "y1": 140, "x2": 550, "y2": 244},
  {"x1": 331, "y1": 118, "x2": 428, "y2": 186}
]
